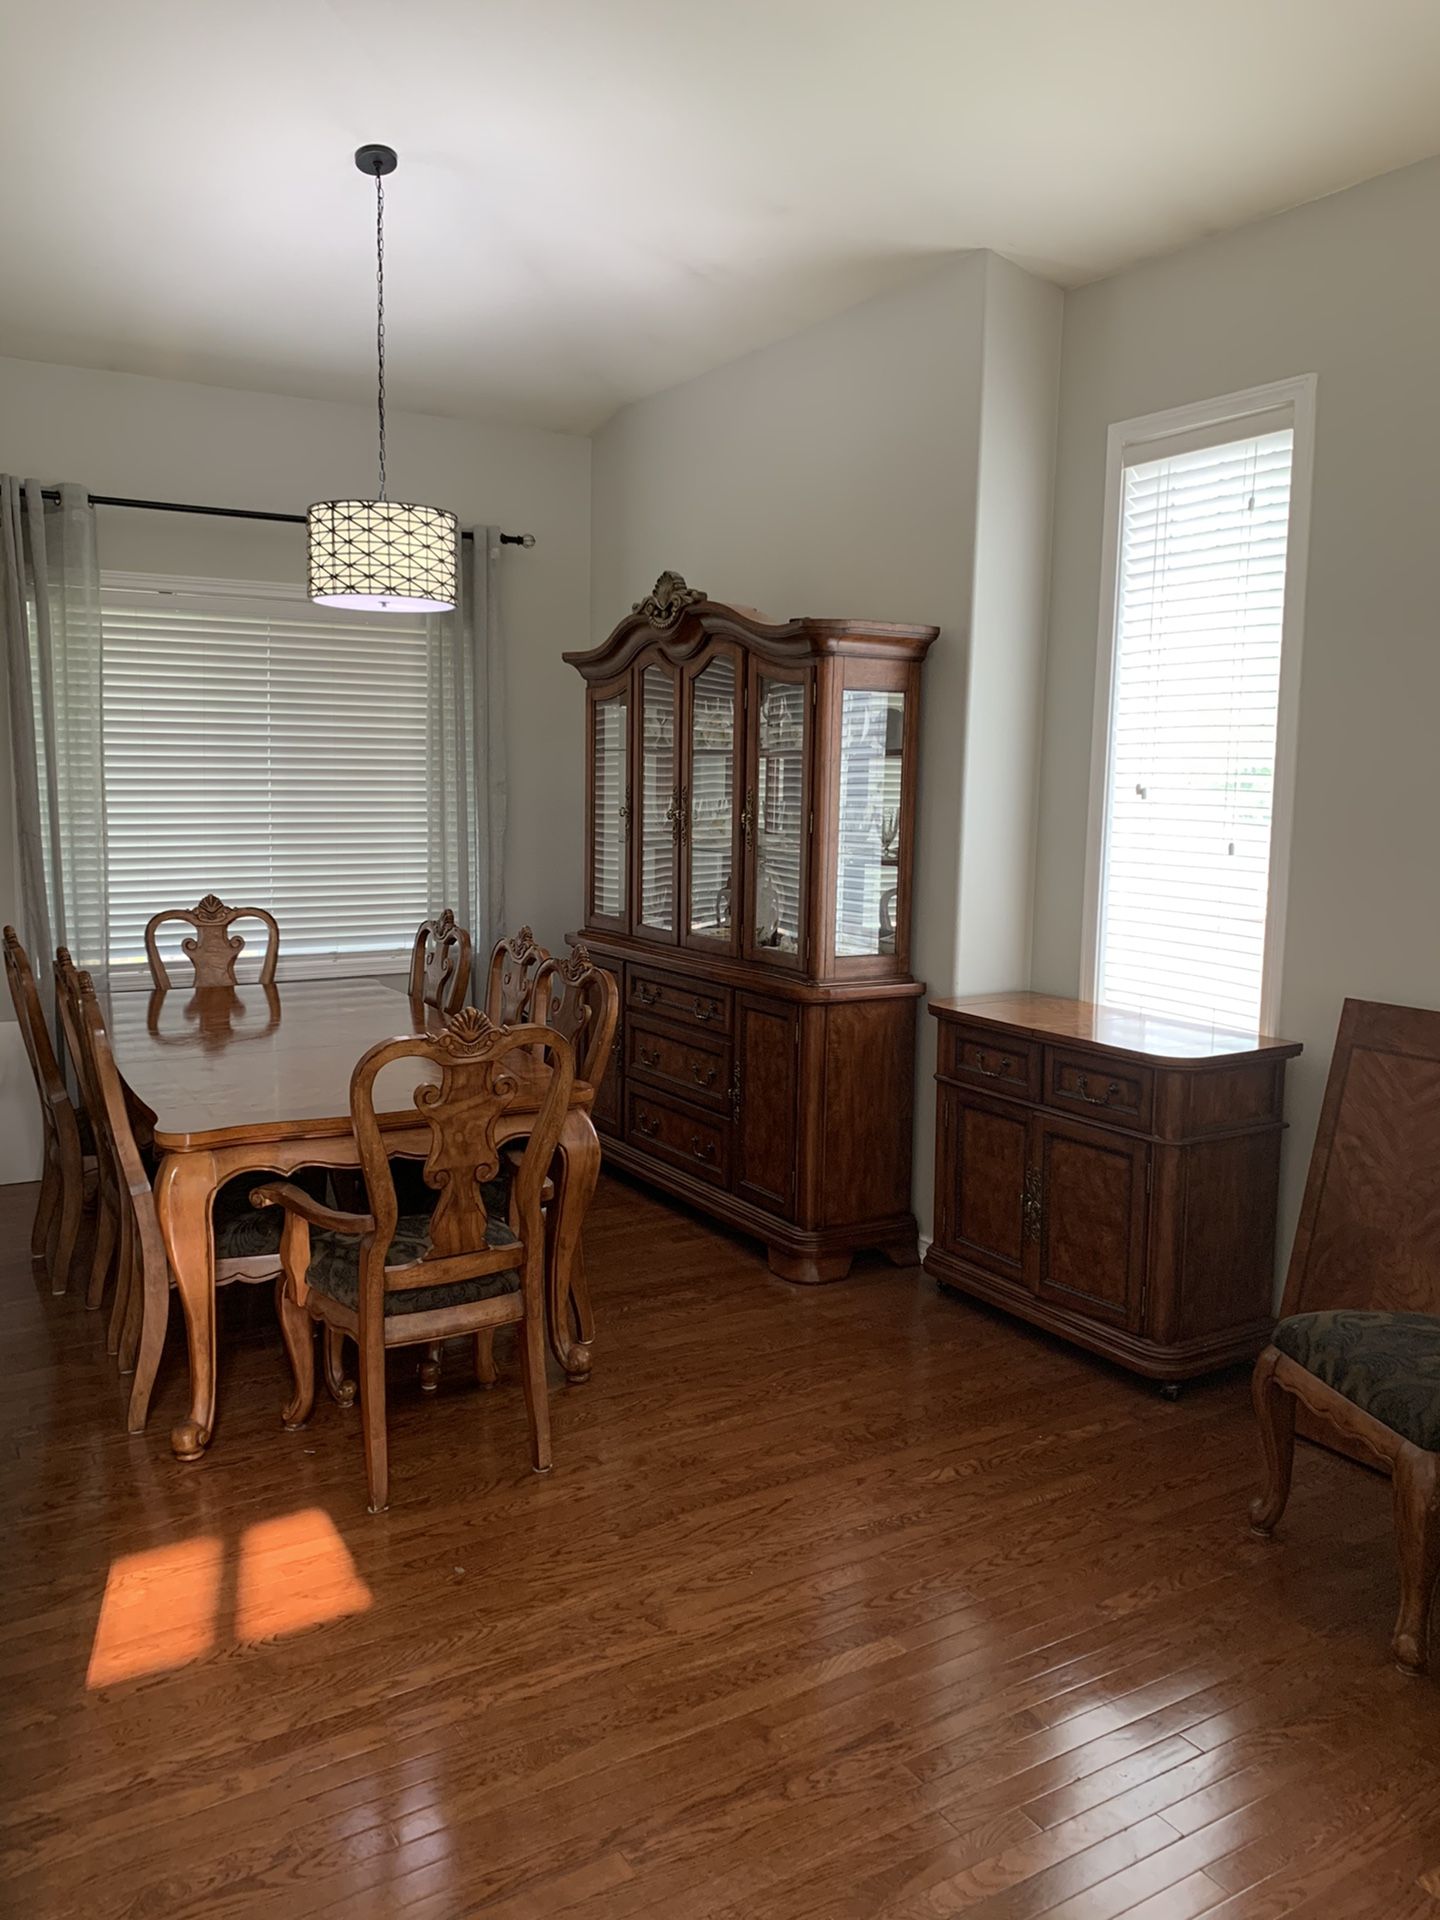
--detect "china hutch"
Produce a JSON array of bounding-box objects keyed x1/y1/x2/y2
[{"x1": 564, "y1": 573, "x2": 937, "y2": 1283}]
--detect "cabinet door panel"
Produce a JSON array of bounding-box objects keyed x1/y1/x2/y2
[
  {"x1": 735, "y1": 994, "x2": 799, "y2": 1217},
  {"x1": 585, "y1": 681, "x2": 629, "y2": 934},
  {"x1": 744, "y1": 661, "x2": 810, "y2": 971},
  {"x1": 634, "y1": 661, "x2": 680, "y2": 943},
  {"x1": 1031, "y1": 1115, "x2": 1148, "y2": 1328},
  {"x1": 683, "y1": 646, "x2": 741, "y2": 954},
  {"x1": 936, "y1": 1086, "x2": 1028, "y2": 1283}
]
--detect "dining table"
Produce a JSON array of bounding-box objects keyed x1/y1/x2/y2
[{"x1": 107, "y1": 975, "x2": 600, "y2": 1460}]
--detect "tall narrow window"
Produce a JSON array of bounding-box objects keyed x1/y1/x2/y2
[{"x1": 1086, "y1": 381, "x2": 1312, "y2": 1032}]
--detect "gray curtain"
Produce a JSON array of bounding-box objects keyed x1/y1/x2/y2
[
  {"x1": 1, "y1": 478, "x2": 107, "y2": 987},
  {"x1": 426, "y1": 527, "x2": 506, "y2": 990}
]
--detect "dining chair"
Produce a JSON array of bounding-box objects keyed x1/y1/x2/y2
[
  {"x1": 1251, "y1": 1314, "x2": 1440, "y2": 1674},
  {"x1": 4, "y1": 925, "x2": 91, "y2": 1295},
  {"x1": 408, "y1": 908, "x2": 472, "y2": 1014},
  {"x1": 484, "y1": 926, "x2": 551, "y2": 1025},
  {"x1": 53, "y1": 949, "x2": 122, "y2": 1312},
  {"x1": 74, "y1": 968, "x2": 284, "y2": 1432},
  {"x1": 254, "y1": 1005, "x2": 575, "y2": 1512},
  {"x1": 144, "y1": 892, "x2": 280, "y2": 989},
  {"x1": 527, "y1": 944, "x2": 618, "y2": 1363}
]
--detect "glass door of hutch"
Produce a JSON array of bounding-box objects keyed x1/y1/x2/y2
[
  {"x1": 585, "y1": 676, "x2": 630, "y2": 934},
  {"x1": 681, "y1": 645, "x2": 741, "y2": 955},
  {"x1": 632, "y1": 657, "x2": 681, "y2": 944},
  {"x1": 743, "y1": 660, "x2": 810, "y2": 971}
]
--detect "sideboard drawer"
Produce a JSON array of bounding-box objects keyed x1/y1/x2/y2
[
  {"x1": 626, "y1": 1087, "x2": 731, "y2": 1187},
  {"x1": 939, "y1": 1022, "x2": 1041, "y2": 1101},
  {"x1": 628, "y1": 1016, "x2": 732, "y2": 1113},
  {"x1": 1044, "y1": 1046, "x2": 1153, "y2": 1132},
  {"x1": 628, "y1": 967, "x2": 732, "y2": 1036}
]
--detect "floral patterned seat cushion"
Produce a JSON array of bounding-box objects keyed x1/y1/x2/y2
[
  {"x1": 1273, "y1": 1310, "x2": 1440, "y2": 1452},
  {"x1": 213, "y1": 1177, "x2": 283, "y2": 1263},
  {"x1": 306, "y1": 1211, "x2": 520, "y2": 1316}
]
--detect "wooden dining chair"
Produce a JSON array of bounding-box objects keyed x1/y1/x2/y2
[
  {"x1": 4, "y1": 926, "x2": 91, "y2": 1295},
  {"x1": 53, "y1": 949, "x2": 122, "y2": 1312},
  {"x1": 408, "y1": 909, "x2": 472, "y2": 1014},
  {"x1": 484, "y1": 926, "x2": 551, "y2": 1025},
  {"x1": 1251, "y1": 1316, "x2": 1440, "y2": 1674},
  {"x1": 144, "y1": 893, "x2": 280, "y2": 989},
  {"x1": 528, "y1": 945, "x2": 618, "y2": 1363},
  {"x1": 532, "y1": 943, "x2": 619, "y2": 1089},
  {"x1": 74, "y1": 969, "x2": 284, "y2": 1432},
  {"x1": 254, "y1": 1005, "x2": 575, "y2": 1512}
]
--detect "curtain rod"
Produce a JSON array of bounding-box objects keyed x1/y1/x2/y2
[{"x1": 37, "y1": 489, "x2": 536, "y2": 547}]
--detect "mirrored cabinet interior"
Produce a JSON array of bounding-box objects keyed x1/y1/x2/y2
[{"x1": 566, "y1": 574, "x2": 938, "y2": 1284}]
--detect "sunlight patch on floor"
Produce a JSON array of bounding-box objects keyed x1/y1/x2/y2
[
  {"x1": 86, "y1": 1535, "x2": 225, "y2": 1687},
  {"x1": 87, "y1": 1508, "x2": 372, "y2": 1688}
]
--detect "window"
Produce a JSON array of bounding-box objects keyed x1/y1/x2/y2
[
  {"x1": 1083, "y1": 379, "x2": 1314, "y2": 1033},
  {"x1": 100, "y1": 575, "x2": 435, "y2": 977}
]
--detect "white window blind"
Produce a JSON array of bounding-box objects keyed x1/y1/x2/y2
[
  {"x1": 1094, "y1": 424, "x2": 1296, "y2": 1031},
  {"x1": 100, "y1": 579, "x2": 433, "y2": 978}
]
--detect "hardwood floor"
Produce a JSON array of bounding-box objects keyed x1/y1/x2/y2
[{"x1": 2, "y1": 1172, "x2": 1437, "y2": 1919}]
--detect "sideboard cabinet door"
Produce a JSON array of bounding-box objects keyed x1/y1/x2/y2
[
  {"x1": 1029, "y1": 1113, "x2": 1149, "y2": 1330},
  {"x1": 935, "y1": 1085, "x2": 1029, "y2": 1287},
  {"x1": 734, "y1": 993, "x2": 799, "y2": 1219}
]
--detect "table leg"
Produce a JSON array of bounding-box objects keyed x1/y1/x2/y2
[
  {"x1": 153, "y1": 1150, "x2": 221, "y2": 1460},
  {"x1": 547, "y1": 1112, "x2": 601, "y2": 1381}
]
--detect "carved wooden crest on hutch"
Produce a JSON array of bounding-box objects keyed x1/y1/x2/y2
[{"x1": 565, "y1": 574, "x2": 938, "y2": 1283}]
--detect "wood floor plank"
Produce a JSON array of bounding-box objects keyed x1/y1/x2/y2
[{"x1": 0, "y1": 1171, "x2": 1433, "y2": 1920}]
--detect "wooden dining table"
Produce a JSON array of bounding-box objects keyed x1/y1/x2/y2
[{"x1": 107, "y1": 976, "x2": 600, "y2": 1460}]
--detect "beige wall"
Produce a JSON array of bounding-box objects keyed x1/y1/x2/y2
[
  {"x1": 592, "y1": 251, "x2": 1061, "y2": 1242},
  {"x1": 1031, "y1": 151, "x2": 1440, "y2": 1270},
  {"x1": 0, "y1": 354, "x2": 590, "y2": 1179}
]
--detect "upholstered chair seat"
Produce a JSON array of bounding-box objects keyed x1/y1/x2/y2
[
  {"x1": 306, "y1": 1212, "x2": 520, "y2": 1316},
  {"x1": 1272, "y1": 1310, "x2": 1440, "y2": 1453}
]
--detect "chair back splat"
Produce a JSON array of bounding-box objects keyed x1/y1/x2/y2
[
  {"x1": 408, "y1": 909, "x2": 472, "y2": 1014},
  {"x1": 144, "y1": 893, "x2": 280, "y2": 990},
  {"x1": 532, "y1": 942, "x2": 619, "y2": 1086},
  {"x1": 484, "y1": 926, "x2": 551, "y2": 1026}
]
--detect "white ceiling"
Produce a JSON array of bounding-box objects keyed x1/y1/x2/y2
[{"x1": 4, "y1": 0, "x2": 1440, "y2": 434}]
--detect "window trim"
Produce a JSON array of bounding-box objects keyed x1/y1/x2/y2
[{"x1": 1079, "y1": 375, "x2": 1317, "y2": 1035}]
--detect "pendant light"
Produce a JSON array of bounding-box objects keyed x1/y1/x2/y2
[{"x1": 308, "y1": 145, "x2": 458, "y2": 613}]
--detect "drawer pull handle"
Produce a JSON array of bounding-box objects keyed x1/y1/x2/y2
[
  {"x1": 638, "y1": 1044, "x2": 660, "y2": 1068},
  {"x1": 635, "y1": 981, "x2": 660, "y2": 1006},
  {"x1": 974, "y1": 1051, "x2": 1015, "y2": 1080},
  {"x1": 692, "y1": 997, "x2": 720, "y2": 1023},
  {"x1": 1075, "y1": 1074, "x2": 1124, "y2": 1107},
  {"x1": 691, "y1": 1062, "x2": 719, "y2": 1089},
  {"x1": 635, "y1": 1113, "x2": 661, "y2": 1139},
  {"x1": 690, "y1": 1135, "x2": 717, "y2": 1162}
]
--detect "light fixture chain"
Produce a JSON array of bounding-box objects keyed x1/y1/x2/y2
[{"x1": 374, "y1": 166, "x2": 387, "y2": 501}]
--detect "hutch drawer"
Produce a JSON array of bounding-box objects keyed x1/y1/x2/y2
[
  {"x1": 1043, "y1": 1045, "x2": 1153, "y2": 1132},
  {"x1": 629, "y1": 966, "x2": 732, "y2": 1036},
  {"x1": 627, "y1": 1016, "x2": 732, "y2": 1113},
  {"x1": 625, "y1": 1086, "x2": 732, "y2": 1187}
]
